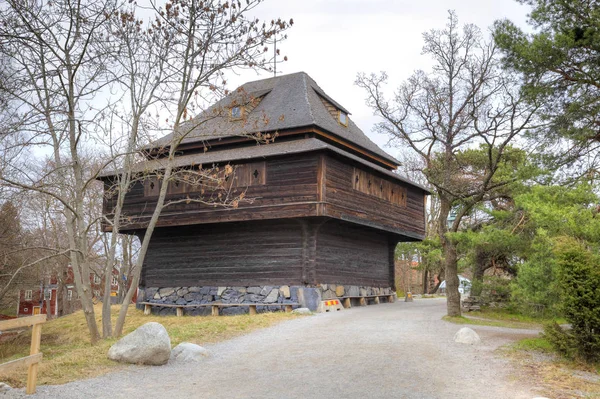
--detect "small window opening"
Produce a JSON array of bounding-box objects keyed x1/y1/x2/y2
[
  {"x1": 339, "y1": 111, "x2": 348, "y2": 126},
  {"x1": 355, "y1": 175, "x2": 359, "y2": 184},
  {"x1": 231, "y1": 106, "x2": 242, "y2": 119},
  {"x1": 367, "y1": 180, "x2": 371, "y2": 188},
  {"x1": 150, "y1": 182, "x2": 155, "y2": 189},
  {"x1": 380, "y1": 184, "x2": 383, "y2": 192},
  {"x1": 253, "y1": 169, "x2": 259, "y2": 179}
]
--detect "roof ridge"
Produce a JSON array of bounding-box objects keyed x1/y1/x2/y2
[{"x1": 301, "y1": 73, "x2": 315, "y2": 124}]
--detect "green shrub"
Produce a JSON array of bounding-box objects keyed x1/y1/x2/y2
[
  {"x1": 545, "y1": 238, "x2": 600, "y2": 363},
  {"x1": 478, "y1": 276, "x2": 511, "y2": 305}
]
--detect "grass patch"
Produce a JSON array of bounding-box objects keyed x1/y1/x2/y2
[
  {"x1": 504, "y1": 337, "x2": 600, "y2": 398},
  {"x1": 478, "y1": 308, "x2": 566, "y2": 325},
  {"x1": 0, "y1": 304, "x2": 301, "y2": 387},
  {"x1": 443, "y1": 307, "x2": 565, "y2": 329},
  {"x1": 442, "y1": 315, "x2": 528, "y2": 329},
  {"x1": 512, "y1": 337, "x2": 554, "y2": 352}
]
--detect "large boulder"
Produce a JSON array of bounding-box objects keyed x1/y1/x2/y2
[
  {"x1": 171, "y1": 342, "x2": 209, "y2": 363},
  {"x1": 108, "y1": 322, "x2": 171, "y2": 365},
  {"x1": 454, "y1": 327, "x2": 481, "y2": 345}
]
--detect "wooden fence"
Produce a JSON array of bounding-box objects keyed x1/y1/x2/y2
[{"x1": 0, "y1": 314, "x2": 46, "y2": 394}]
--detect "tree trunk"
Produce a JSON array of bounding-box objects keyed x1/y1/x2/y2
[
  {"x1": 443, "y1": 241, "x2": 461, "y2": 316},
  {"x1": 438, "y1": 195, "x2": 461, "y2": 316}
]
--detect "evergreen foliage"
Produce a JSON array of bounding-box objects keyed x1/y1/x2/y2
[{"x1": 544, "y1": 238, "x2": 600, "y2": 363}]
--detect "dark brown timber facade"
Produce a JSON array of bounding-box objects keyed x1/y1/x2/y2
[{"x1": 100, "y1": 72, "x2": 428, "y2": 314}]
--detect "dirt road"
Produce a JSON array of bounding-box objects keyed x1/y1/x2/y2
[{"x1": 5, "y1": 298, "x2": 542, "y2": 399}]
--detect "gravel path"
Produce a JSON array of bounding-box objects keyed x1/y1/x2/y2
[{"x1": 4, "y1": 298, "x2": 542, "y2": 399}]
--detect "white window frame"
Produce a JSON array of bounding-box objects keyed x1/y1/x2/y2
[
  {"x1": 112, "y1": 276, "x2": 118, "y2": 286},
  {"x1": 67, "y1": 290, "x2": 73, "y2": 301},
  {"x1": 93, "y1": 274, "x2": 101, "y2": 284},
  {"x1": 44, "y1": 289, "x2": 51, "y2": 300},
  {"x1": 24, "y1": 290, "x2": 33, "y2": 301}
]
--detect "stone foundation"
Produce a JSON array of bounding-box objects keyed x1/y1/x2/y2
[{"x1": 138, "y1": 284, "x2": 396, "y2": 315}]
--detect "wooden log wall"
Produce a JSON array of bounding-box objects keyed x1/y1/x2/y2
[
  {"x1": 105, "y1": 154, "x2": 320, "y2": 231},
  {"x1": 140, "y1": 217, "x2": 396, "y2": 289},
  {"x1": 315, "y1": 220, "x2": 393, "y2": 287},
  {"x1": 140, "y1": 219, "x2": 305, "y2": 287},
  {"x1": 322, "y1": 155, "x2": 426, "y2": 238}
]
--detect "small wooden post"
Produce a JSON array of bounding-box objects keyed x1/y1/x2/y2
[
  {"x1": 249, "y1": 305, "x2": 257, "y2": 315},
  {"x1": 144, "y1": 304, "x2": 151, "y2": 315},
  {"x1": 388, "y1": 295, "x2": 394, "y2": 303},
  {"x1": 26, "y1": 323, "x2": 42, "y2": 394},
  {"x1": 359, "y1": 297, "x2": 366, "y2": 306},
  {"x1": 211, "y1": 305, "x2": 220, "y2": 316},
  {"x1": 284, "y1": 305, "x2": 293, "y2": 313},
  {"x1": 176, "y1": 307, "x2": 183, "y2": 317},
  {"x1": 343, "y1": 298, "x2": 351, "y2": 309},
  {"x1": 374, "y1": 296, "x2": 380, "y2": 304}
]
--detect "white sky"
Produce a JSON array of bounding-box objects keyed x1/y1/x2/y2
[{"x1": 223, "y1": 0, "x2": 531, "y2": 160}]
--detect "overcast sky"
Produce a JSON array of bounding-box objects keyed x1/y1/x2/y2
[{"x1": 223, "y1": 0, "x2": 531, "y2": 160}]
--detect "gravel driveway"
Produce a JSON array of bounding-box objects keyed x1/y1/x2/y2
[{"x1": 4, "y1": 298, "x2": 541, "y2": 399}]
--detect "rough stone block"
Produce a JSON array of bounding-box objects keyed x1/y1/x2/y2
[
  {"x1": 232, "y1": 287, "x2": 247, "y2": 294},
  {"x1": 298, "y1": 287, "x2": 321, "y2": 311},
  {"x1": 158, "y1": 287, "x2": 175, "y2": 297},
  {"x1": 145, "y1": 287, "x2": 158, "y2": 299},
  {"x1": 264, "y1": 288, "x2": 279, "y2": 303},
  {"x1": 188, "y1": 286, "x2": 202, "y2": 293},
  {"x1": 322, "y1": 289, "x2": 336, "y2": 300},
  {"x1": 260, "y1": 286, "x2": 273, "y2": 296},
  {"x1": 346, "y1": 286, "x2": 360, "y2": 297},
  {"x1": 248, "y1": 294, "x2": 262, "y2": 302},
  {"x1": 360, "y1": 288, "x2": 367, "y2": 297},
  {"x1": 290, "y1": 286, "x2": 299, "y2": 303},
  {"x1": 177, "y1": 288, "x2": 189, "y2": 296},
  {"x1": 280, "y1": 285, "x2": 291, "y2": 298},
  {"x1": 247, "y1": 286, "x2": 261, "y2": 295},
  {"x1": 335, "y1": 285, "x2": 345, "y2": 297},
  {"x1": 217, "y1": 287, "x2": 227, "y2": 296},
  {"x1": 221, "y1": 289, "x2": 238, "y2": 301}
]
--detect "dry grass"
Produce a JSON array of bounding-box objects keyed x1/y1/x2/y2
[
  {"x1": 442, "y1": 315, "x2": 542, "y2": 329},
  {"x1": 503, "y1": 341, "x2": 600, "y2": 399},
  {"x1": 0, "y1": 304, "x2": 301, "y2": 387}
]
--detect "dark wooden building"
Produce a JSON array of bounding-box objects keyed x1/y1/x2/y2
[{"x1": 101, "y1": 72, "x2": 429, "y2": 313}]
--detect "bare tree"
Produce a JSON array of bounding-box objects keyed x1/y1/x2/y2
[
  {"x1": 0, "y1": 0, "x2": 291, "y2": 341},
  {"x1": 101, "y1": 0, "x2": 292, "y2": 337},
  {"x1": 357, "y1": 11, "x2": 538, "y2": 316}
]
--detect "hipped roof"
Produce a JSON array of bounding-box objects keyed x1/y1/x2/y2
[{"x1": 149, "y1": 72, "x2": 400, "y2": 166}]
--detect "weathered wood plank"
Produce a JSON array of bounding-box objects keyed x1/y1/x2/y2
[
  {"x1": 0, "y1": 353, "x2": 43, "y2": 375},
  {"x1": 0, "y1": 315, "x2": 46, "y2": 331}
]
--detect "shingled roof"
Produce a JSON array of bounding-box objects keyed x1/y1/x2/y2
[{"x1": 150, "y1": 72, "x2": 399, "y2": 166}]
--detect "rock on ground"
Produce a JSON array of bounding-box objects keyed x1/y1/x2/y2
[
  {"x1": 0, "y1": 382, "x2": 12, "y2": 393},
  {"x1": 171, "y1": 343, "x2": 209, "y2": 363},
  {"x1": 291, "y1": 307, "x2": 311, "y2": 315},
  {"x1": 108, "y1": 322, "x2": 171, "y2": 365},
  {"x1": 454, "y1": 327, "x2": 481, "y2": 344}
]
